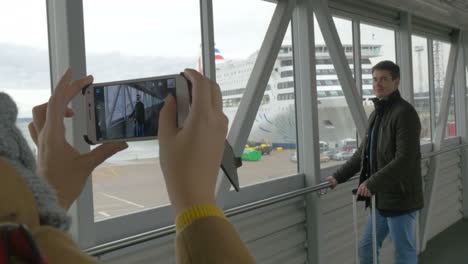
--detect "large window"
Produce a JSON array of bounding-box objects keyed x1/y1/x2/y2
[
  {"x1": 214, "y1": 1, "x2": 297, "y2": 187},
  {"x1": 0, "y1": 1, "x2": 51, "y2": 154},
  {"x1": 432, "y1": 40, "x2": 456, "y2": 138},
  {"x1": 412, "y1": 36, "x2": 431, "y2": 143},
  {"x1": 360, "y1": 22, "x2": 396, "y2": 117},
  {"x1": 83, "y1": 0, "x2": 201, "y2": 221},
  {"x1": 315, "y1": 17, "x2": 357, "y2": 169}
]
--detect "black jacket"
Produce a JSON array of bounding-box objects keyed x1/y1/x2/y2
[
  {"x1": 130, "y1": 101, "x2": 145, "y2": 124},
  {"x1": 333, "y1": 90, "x2": 424, "y2": 211}
]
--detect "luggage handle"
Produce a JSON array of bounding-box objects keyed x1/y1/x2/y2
[{"x1": 352, "y1": 189, "x2": 377, "y2": 264}]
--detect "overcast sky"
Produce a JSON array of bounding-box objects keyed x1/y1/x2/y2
[
  {"x1": 0, "y1": 0, "x2": 396, "y2": 58},
  {"x1": 0, "y1": 0, "x2": 449, "y2": 117}
]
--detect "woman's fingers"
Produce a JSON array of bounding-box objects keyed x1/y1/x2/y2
[
  {"x1": 32, "y1": 103, "x2": 48, "y2": 134},
  {"x1": 28, "y1": 122, "x2": 38, "y2": 145},
  {"x1": 184, "y1": 69, "x2": 212, "y2": 116}
]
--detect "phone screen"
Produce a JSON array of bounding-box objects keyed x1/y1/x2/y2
[{"x1": 93, "y1": 78, "x2": 176, "y2": 141}]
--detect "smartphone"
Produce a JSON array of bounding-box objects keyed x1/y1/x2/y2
[{"x1": 83, "y1": 74, "x2": 190, "y2": 144}]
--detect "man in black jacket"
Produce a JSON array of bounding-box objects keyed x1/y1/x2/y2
[
  {"x1": 129, "y1": 94, "x2": 146, "y2": 137},
  {"x1": 327, "y1": 61, "x2": 423, "y2": 264}
]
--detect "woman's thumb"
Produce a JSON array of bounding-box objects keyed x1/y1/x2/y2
[{"x1": 158, "y1": 95, "x2": 178, "y2": 139}]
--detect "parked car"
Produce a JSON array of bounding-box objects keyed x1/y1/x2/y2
[
  {"x1": 333, "y1": 151, "x2": 354, "y2": 161},
  {"x1": 289, "y1": 151, "x2": 297, "y2": 163},
  {"x1": 290, "y1": 152, "x2": 330, "y2": 163},
  {"x1": 254, "y1": 144, "x2": 273, "y2": 155},
  {"x1": 322, "y1": 150, "x2": 338, "y2": 160},
  {"x1": 320, "y1": 153, "x2": 330, "y2": 163}
]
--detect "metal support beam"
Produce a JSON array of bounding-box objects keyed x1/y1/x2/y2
[
  {"x1": 396, "y1": 12, "x2": 414, "y2": 104},
  {"x1": 420, "y1": 31, "x2": 460, "y2": 251},
  {"x1": 46, "y1": 0, "x2": 95, "y2": 248},
  {"x1": 200, "y1": 0, "x2": 216, "y2": 81},
  {"x1": 125, "y1": 86, "x2": 135, "y2": 113},
  {"x1": 292, "y1": 0, "x2": 321, "y2": 262},
  {"x1": 311, "y1": 0, "x2": 367, "y2": 138},
  {"x1": 107, "y1": 86, "x2": 122, "y2": 127},
  {"x1": 215, "y1": 0, "x2": 297, "y2": 204},
  {"x1": 462, "y1": 31, "x2": 468, "y2": 218}
]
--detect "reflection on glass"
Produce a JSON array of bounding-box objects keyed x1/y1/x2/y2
[
  {"x1": 412, "y1": 35, "x2": 431, "y2": 143},
  {"x1": 315, "y1": 17, "x2": 357, "y2": 169},
  {"x1": 83, "y1": 0, "x2": 201, "y2": 221},
  {"x1": 433, "y1": 41, "x2": 456, "y2": 138},
  {"x1": 214, "y1": 0, "x2": 298, "y2": 187},
  {"x1": 0, "y1": 2, "x2": 51, "y2": 155}
]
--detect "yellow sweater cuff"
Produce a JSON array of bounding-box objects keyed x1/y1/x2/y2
[{"x1": 176, "y1": 204, "x2": 225, "y2": 232}]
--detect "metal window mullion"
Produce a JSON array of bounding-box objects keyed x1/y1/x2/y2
[
  {"x1": 200, "y1": 0, "x2": 216, "y2": 81},
  {"x1": 428, "y1": 38, "x2": 437, "y2": 140},
  {"x1": 215, "y1": 0, "x2": 297, "y2": 204},
  {"x1": 454, "y1": 33, "x2": 467, "y2": 143},
  {"x1": 420, "y1": 31, "x2": 460, "y2": 251},
  {"x1": 311, "y1": 0, "x2": 367, "y2": 138},
  {"x1": 46, "y1": 0, "x2": 96, "y2": 248},
  {"x1": 462, "y1": 31, "x2": 468, "y2": 218},
  {"x1": 292, "y1": 0, "x2": 321, "y2": 262},
  {"x1": 352, "y1": 20, "x2": 362, "y2": 95},
  {"x1": 397, "y1": 12, "x2": 414, "y2": 104}
]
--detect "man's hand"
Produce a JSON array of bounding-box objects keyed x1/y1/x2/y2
[
  {"x1": 357, "y1": 182, "x2": 372, "y2": 197},
  {"x1": 28, "y1": 68, "x2": 128, "y2": 211},
  {"x1": 326, "y1": 176, "x2": 337, "y2": 189},
  {"x1": 158, "y1": 69, "x2": 228, "y2": 215}
]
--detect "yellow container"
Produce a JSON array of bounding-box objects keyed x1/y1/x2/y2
[{"x1": 277, "y1": 147, "x2": 283, "y2": 151}]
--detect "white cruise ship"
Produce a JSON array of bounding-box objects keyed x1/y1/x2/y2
[{"x1": 215, "y1": 44, "x2": 381, "y2": 148}]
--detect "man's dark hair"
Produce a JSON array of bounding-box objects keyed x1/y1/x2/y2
[{"x1": 372, "y1": 60, "x2": 400, "y2": 80}]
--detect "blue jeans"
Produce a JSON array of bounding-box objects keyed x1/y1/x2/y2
[
  {"x1": 135, "y1": 123, "x2": 145, "y2": 137},
  {"x1": 359, "y1": 209, "x2": 418, "y2": 264}
]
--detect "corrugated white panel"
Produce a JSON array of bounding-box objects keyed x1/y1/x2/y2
[
  {"x1": 427, "y1": 150, "x2": 463, "y2": 241},
  {"x1": 231, "y1": 198, "x2": 307, "y2": 263},
  {"x1": 320, "y1": 179, "x2": 396, "y2": 264},
  {"x1": 99, "y1": 234, "x2": 176, "y2": 264},
  {"x1": 100, "y1": 198, "x2": 307, "y2": 264},
  {"x1": 262, "y1": 245, "x2": 307, "y2": 264}
]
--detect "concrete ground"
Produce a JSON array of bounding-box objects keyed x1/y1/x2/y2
[
  {"x1": 92, "y1": 150, "x2": 345, "y2": 221},
  {"x1": 419, "y1": 219, "x2": 468, "y2": 263}
]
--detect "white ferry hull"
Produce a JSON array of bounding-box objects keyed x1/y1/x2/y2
[{"x1": 225, "y1": 99, "x2": 374, "y2": 148}]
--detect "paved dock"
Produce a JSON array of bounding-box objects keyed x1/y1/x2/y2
[{"x1": 92, "y1": 150, "x2": 345, "y2": 221}]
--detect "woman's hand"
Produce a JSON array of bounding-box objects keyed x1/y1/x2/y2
[
  {"x1": 29, "y1": 68, "x2": 128, "y2": 211},
  {"x1": 158, "y1": 69, "x2": 228, "y2": 215}
]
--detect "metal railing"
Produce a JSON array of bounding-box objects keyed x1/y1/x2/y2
[{"x1": 85, "y1": 143, "x2": 468, "y2": 256}]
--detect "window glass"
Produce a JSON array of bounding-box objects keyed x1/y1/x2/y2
[
  {"x1": 0, "y1": 1, "x2": 51, "y2": 155},
  {"x1": 315, "y1": 16, "x2": 356, "y2": 168},
  {"x1": 214, "y1": 1, "x2": 297, "y2": 187},
  {"x1": 412, "y1": 35, "x2": 431, "y2": 143},
  {"x1": 360, "y1": 23, "x2": 396, "y2": 117},
  {"x1": 433, "y1": 40, "x2": 456, "y2": 138},
  {"x1": 83, "y1": 0, "x2": 201, "y2": 221}
]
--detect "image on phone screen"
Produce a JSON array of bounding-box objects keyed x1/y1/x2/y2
[{"x1": 93, "y1": 78, "x2": 176, "y2": 141}]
